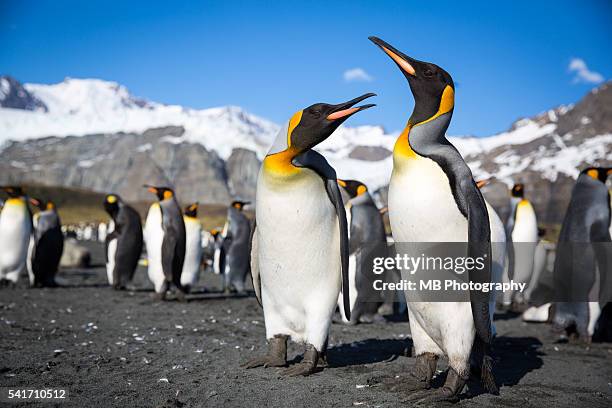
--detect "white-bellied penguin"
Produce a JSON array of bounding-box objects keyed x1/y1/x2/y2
[
  {"x1": 506, "y1": 183, "x2": 538, "y2": 306},
  {"x1": 104, "y1": 194, "x2": 143, "y2": 290},
  {"x1": 0, "y1": 186, "x2": 32, "y2": 286},
  {"x1": 27, "y1": 198, "x2": 64, "y2": 287},
  {"x1": 370, "y1": 36, "x2": 497, "y2": 401},
  {"x1": 143, "y1": 185, "x2": 186, "y2": 301},
  {"x1": 336, "y1": 179, "x2": 392, "y2": 324},
  {"x1": 552, "y1": 167, "x2": 612, "y2": 341},
  {"x1": 181, "y1": 202, "x2": 202, "y2": 293},
  {"x1": 244, "y1": 93, "x2": 375, "y2": 376}
]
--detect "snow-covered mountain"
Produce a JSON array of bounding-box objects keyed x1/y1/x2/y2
[{"x1": 1, "y1": 76, "x2": 611, "y2": 223}]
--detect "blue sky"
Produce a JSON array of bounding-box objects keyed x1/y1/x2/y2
[{"x1": 1, "y1": 0, "x2": 610, "y2": 136}]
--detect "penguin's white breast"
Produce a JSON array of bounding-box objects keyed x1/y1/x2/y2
[
  {"x1": 0, "y1": 200, "x2": 31, "y2": 268},
  {"x1": 256, "y1": 170, "x2": 341, "y2": 303},
  {"x1": 144, "y1": 204, "x2": 164, "y2": 270},
  {"x1": 512, "y1": 201, "x2": 538, "y2": 242},
  {"x1": 389, "y1": 156, "x2": 467, "y2": 242}
]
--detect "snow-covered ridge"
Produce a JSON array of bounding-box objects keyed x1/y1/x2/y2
[
  {"x1": 1, "y1": 77, "x2": 610, "y2": 191},
  {"x1": 0, "y1": 78, "x2": 279, "y2": 159}
]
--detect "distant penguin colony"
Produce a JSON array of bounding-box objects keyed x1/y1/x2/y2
[
  {"x1": 143, "y1": 185, "x2": 187, "y2": 301},
  {"x1": 369, "y1": 36, "x2": 497, "y2": 401},
  {"x1": 27, "y1": 198, "x2": 64, "y2": 287},
  {"x1": 552, "y1": 167, "x2": 612, "y2": 341},
  {"x1": 222, "y1": 200, "x2": 251, "y2": 293},
  {"x1": 244, "y1": 93, "x2": 375, "y2": 376},
  {"x1": 104, "y1": 194, "x2": 143, "y2": 290},
  {"x1": 181, "y1": 202, "x2": 203, "y2": 293}
]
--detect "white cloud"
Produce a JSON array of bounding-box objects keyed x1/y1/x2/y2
[
  {"x1": 568, "y1": 58, "x2": 604, "y2": 84},
  {"x1": 343, "y1": 68, "x2": 373, "y2": 82}
]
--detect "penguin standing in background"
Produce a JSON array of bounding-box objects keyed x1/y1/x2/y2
[
  {"x1": 0, "y1": 186, "x2": 32, "y2": 286},
  {"x1": 143, "y1": 186, "x2": 186, "y2": 300},
  {"x1": 103, "y1": 194, "x2": 143, "y2": 290},
  {"x1": 210, "y1": 229, "x2": 226, "y2": 276},
  {"x1": 27, "y1": 199, "x2": 63, "y2": 287},
  {"x1": 552, "y1": 167, "x2": 612, "y2": 341},
  {"x1": 181, "y1": 202, "x2": 202, "y2": 293},
  {"x1": 244, "y1": 93, "x2": 375, "y2": 376},
  {"x1": 370, "y1": 37, "x2": 497, "y2": 402},
  {"x1": 223, "y1": 200, "x2": 251, "y2": 293},
  {"x1": 506, "y1": 183, "x2": 538, "y2": 306},
  {"x1": 476, "y1": 180, "x2": 508, "y2": 336},
  {"x1": 336, "y1": 179, "x2": 391, "y2": 324}
]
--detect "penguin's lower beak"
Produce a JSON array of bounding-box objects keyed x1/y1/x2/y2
[
  {"x1": 327, "y1": 93, "x2": 376, "y2": 121},
  {"x1": 476, "y1": 179, "x2": 490, "y2": 189},
  {"x1": 369, "y1": 36, "x2": 417, "y2": 77},
  {"x1": 337, "y1": 179, "x2": 347, "y2": 188},
  {"x1": 29, "y1": 198, "x2": 40, "y2": 206}
]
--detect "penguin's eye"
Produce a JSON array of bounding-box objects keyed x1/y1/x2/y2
[
  {"x1": 423, "y1": 69, "x2": 434, "y2": 78},
  {"x1": 311, "y1": 110, "x2": 321, "y2": 119}
]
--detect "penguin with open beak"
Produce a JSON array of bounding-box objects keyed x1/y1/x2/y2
[
  {"x1": 369, "y1": 36, "x2": 497, "y2": 402},
  {"x1": 244, "y1": 93, "x2": 375, "y2": 376}
]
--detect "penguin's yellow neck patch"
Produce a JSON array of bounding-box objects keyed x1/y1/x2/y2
[
  {"x1": 518, "y1": 199, "x2": 532, "y2": 209},
  {"x1": 5, "y1": 197, "x2": 26, "y2": 207},
  {"x1": 393, "y1": 85, "x2": 454, "y2": 162},
  {"x1": 263, "y1": 111, "x2": 304, "y2": 178},
  {"x1": 587, "y1": 169, "x2": 598, "y2": 180},
  {"x1": 263, "y1": 147, "x2": 302, "y2": 177}
]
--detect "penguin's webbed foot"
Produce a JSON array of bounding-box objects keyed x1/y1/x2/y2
[
  {"x1": 405, "y1": 368, "x2": 466, "y2": 405},
  {"x1": 386, "y1": 352, "x2": 438, "y2": 392},
  {"x1": 282, "y1": 344, "x2": 318, "y2": 377},
  {"x1": 241, "y1": 334, "x2": 288, "y2": 369}
]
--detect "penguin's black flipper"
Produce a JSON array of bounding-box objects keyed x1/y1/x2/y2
[
  {"x1": 293, "y1": 150, "x2": 351, "y2": 320},
  {"x1": 326, "y1": 178, "x2": 351, "y2": 321},
  {"x1": 249, "y1": 221, "x2": 263, "y2": 307}
]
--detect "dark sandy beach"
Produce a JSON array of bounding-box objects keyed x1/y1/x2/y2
[{"x1": 1, "y1": 242, "x2": 610, "y2": 407}]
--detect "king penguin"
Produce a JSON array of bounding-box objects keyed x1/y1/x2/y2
[
  {"x1": 476, "y1": 180, "x2": 508, "y2": 336},
  {"x1": 103, "y1": 194, "x2": 143, "y2": 290},
  {"x1": 552, "y1": 167, "x2": 612, "y2": 341},
  {"x1": 27, "y1": 199, "x2": 64, "y2": 287},
  {"x1": 243, "y1": 93, "x2": 375, "y2": 376},
  {"x1": 222, "y1": 200, "x2": 251, "y2": 294},
  {"x1": 180, "y1": 202, "x2": 203, "y2": 293},
  {"x1": 0, "y1": 186, "x2": 32, "y2": 286},
  {"x1": 143, "y1": 186, "x2": 186, "y2": 301},
  {"x1": 210, "y1": 229, "x2": 226, "y2": 276},
  {"x1": 506, "y1": 183, "x2": 538, "y2": 307},
  {"x1": 370, "y1": 36, "x2": 497, "y2": 401},
  {"x1": 336, "y1": 179, "x2": 392, "y2": 324}
]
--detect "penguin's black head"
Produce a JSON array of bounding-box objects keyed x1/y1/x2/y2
[
  {"x1": 144, "y1": 185, "x2": 175, "y2": 201},
  {"x1": 1, "y1": 186, "x2": 25, "y2": 198},
  {"x1": 337, "y1": 179, "x2": 368, "y2": 199},
  {"x1": 104, "y1": 194, "x2": 121, "y2": 216},
  {"x1": 583, "y1": 167, "x2": 612, "y2": 183},
  {"x1": 184, "y1": 202, "x2": 199, "y2": 217},
  {"x1": 511, "y1": 183, "x2": 525, "y2": 198},
  {"x1": 289, "y1": 94, "x2": 376, "y2": 152},
  {"x1": 369, "y1": 36, "x2": 455, "y2": 126},
  {"x1": 231, "y1": 200, "x2": 250, "y2": 211}
]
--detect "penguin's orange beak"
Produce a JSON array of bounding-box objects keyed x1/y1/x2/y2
[
  {"x1": 369, "y1": 36, "x2": 417, "y2": 77},
  {"x1": 476, "y1": 180, "x2": 489, "y2": 189},
  {"x1": 326, "y1": 93, "x2": 376, "y2": 121}
]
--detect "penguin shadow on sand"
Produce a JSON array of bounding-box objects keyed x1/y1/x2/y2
[
  {"x1": 461, "y1": 336, "x2": 544, "y2": 399},
  {"x1": 325, "y1": 337, "x2": 413, "y2": 368}
]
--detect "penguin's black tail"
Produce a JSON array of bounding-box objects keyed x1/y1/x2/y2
[{"x1": 472, "y1": 337, "x2": 499, "y2": 395}]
